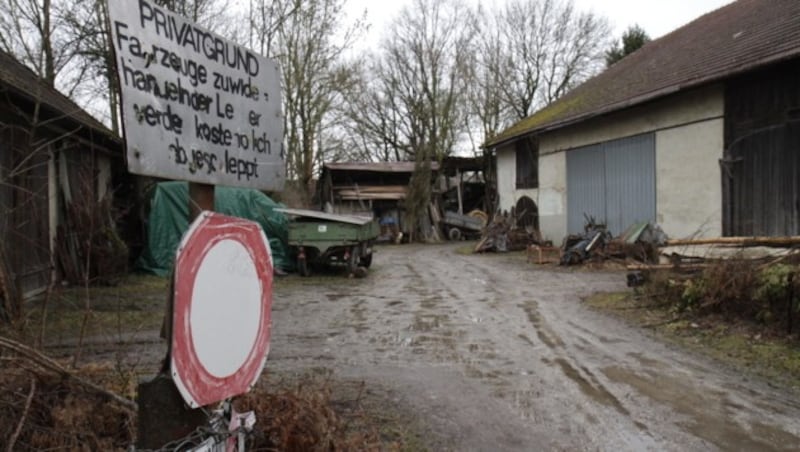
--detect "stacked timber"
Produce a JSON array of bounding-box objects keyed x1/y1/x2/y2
[
  {"x1": 626, "y1": 236, "x2": 800, "y2": 280},
  {"x1": 334, "y1": 185, "x2": 408, "y2": 200}
]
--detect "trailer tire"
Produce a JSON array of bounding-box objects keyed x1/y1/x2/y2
[
  {"x1": 298, "y1": 257, "x2": 311, "y2": 277},
  {"x1": 448, "y1": 227, "x2": 462, "y2": 241},
  {"x1": 360, "y1": 253, "x2": 373, "y2": 268},
  {"x1": 347, "y1": 249, "x2": 359, "y2": 275}
]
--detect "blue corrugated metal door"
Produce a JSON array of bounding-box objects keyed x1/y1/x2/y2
[
  {"x1": 567, "y1": 133, "x2": 656, "y2": 235},
  {"x1": 567, "y1": 144, "x2": 605, "y2": 234}
]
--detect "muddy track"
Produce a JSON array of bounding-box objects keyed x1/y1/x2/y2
[
  {"x1": 268, "y1": 244, "x2": 800, "y2": 451},
  {"x1": 51, "y1": 244, "x2": 800, "y2": 450}
]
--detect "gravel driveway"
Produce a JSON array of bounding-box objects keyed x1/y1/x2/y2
[{"x1": 268, "y1": 243, "x2": 800, "y2": 451}]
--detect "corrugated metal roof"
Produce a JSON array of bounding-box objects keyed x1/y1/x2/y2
[
  {"x1": 324, "y1": 161, "x2": 441, "y2": 173},
  {"x1": 487, "y1": 0, "x2": 800, "y2": 148},
  {"x1": 0, "y1": 50, "x2": 118, "y2": 142}
]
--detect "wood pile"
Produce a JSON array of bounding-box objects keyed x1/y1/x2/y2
[
  {"x1": 55, "y1": 197, "x2": 128, "y2": 286},
  {"x1": 334, "y1": 185, "x2": 409, "y2": 201},
  {"x1": 629, "y1": 236, "x2": 800, "y2": 273},
  {"x1": 474, "y1": 213, "x2": 543, "y2": 253}
]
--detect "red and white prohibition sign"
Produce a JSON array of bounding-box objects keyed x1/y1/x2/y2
[{"x1": 171, "y1": 211, "x2": 273, "y2": 408}]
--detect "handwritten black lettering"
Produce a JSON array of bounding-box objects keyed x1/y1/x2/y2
[
  {"x1": 235, "y1": 133, "x2": 249, "y2": 150},
  {"x1": 133, "y1": 103, "x2": 183, "y2": 134},
  {"x1": 215, "y1": 93, "x2": 234, "y2": 119},
  {"x1": 190, "y1": 148, "x2": 217, "y2": 175},
  {"x1": 194, "y1": 115, "x2": 232, "y2": 146},
  {"x1": 120, "y1": 56, "x2": 211, "y2": 113},
  {"x1": 248, "y1": 111, "x2": 261, "y2": 126},
  {"x1": 212, "y1": 72, "x2": 259, "y2": 100},
  {"x1": 137, "y1": 0, "x2": 260, "y2": 76},
  {"x1": 169, "y1": 138, "x2": 187, "y2": 164},
  {"x1": 251, "y1": 130, "x2": 270, "y2": 154},
  {"x1": 225, "y1": 149, "x2": 259, "y2": 181}
]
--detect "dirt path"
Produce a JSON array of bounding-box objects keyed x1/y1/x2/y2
[{"x1": 268, "y1": 243, "x2": 800, "y2": 451}]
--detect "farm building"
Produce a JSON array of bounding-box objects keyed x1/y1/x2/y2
[
  {"x1": 317, "y1": 161, "x2": 441, "y2": 237},
  {"x1": 0, "y1": 50, "x2": 132, "y2": 301},
  {"x1": 318, "y1": 158, "x2": 493, "y2": 240},
  {"x1": 487, "y1": 0, "x2": 800, "y2": 243}
]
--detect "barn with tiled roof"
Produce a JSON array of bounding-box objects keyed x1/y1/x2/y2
[{"x1": 489, "y1": 0, "x2": 800, "y2": 241}]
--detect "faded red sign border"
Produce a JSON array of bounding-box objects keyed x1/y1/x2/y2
[{"x1": 171, "y1": 212, "x2": 273, "y2": 408}]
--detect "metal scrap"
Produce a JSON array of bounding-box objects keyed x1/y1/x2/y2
[
  {"x1": 474, "y1": 212, "x2": 543, "y2": 253},
  {"x1": 560, "y1": 217, "x2": 665, "y2": 266}
]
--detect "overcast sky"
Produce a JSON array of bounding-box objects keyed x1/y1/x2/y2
[{"x1": 345, "y1": 0, "x2": 735, "y2": 46}]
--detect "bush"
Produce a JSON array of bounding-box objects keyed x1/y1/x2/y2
[{"x1": 642, "y1": 261, "x2": 800, "y2": 333}]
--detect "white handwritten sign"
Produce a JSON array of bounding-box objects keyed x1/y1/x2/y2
[{"x1": 108, "y1": 0, "x2": 285, "y2": 190}]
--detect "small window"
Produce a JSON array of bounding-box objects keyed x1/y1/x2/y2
[{"x1": 515, "y1": 138, "x2": 538, "y2": 189}]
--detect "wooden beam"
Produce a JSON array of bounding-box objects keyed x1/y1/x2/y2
[
  {"x1": 188, "y1": 182, "x2": 214, "y2": 221},
  {"x1": 665, "y1": 236, "x2": 800, "y2": 247}
]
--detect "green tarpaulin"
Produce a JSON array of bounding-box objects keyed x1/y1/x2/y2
[{"x1": 136, "y1": 182, "x2": 291, "y2": 276}]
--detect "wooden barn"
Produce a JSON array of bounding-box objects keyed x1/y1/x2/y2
[{"x1": 0, "y1": 50, "x2": 132, "y2": 307}]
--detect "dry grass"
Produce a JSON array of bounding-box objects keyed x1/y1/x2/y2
[
  {"x1": 0, "y1": 359, "x2": 135, "y2": 451},
  {"x1": 0, "y1": 354, "x2": 407, "y2": 451},
  {"x1": 585, "y1": 259, "x2": 800, "y2": 391},
  {"x1": 235, "y1": 372, "x2": 393, "y2": 451}
]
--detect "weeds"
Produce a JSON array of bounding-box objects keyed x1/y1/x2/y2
[
  {"x1": 640, "y1": 261, "x2": 800, "y2": 335},
  {"x1": 234, "y1": 372, "x2": 389, "y2": 451}
]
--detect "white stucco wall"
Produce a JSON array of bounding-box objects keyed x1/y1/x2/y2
[
  {"x1": 540, "y1": 85, "x2": 724, "y2": 155},
  {"x1": 496, "y1": 84, "x2": 725, "y2": 241},
  {"x1": 496, "y1": 143, "x2": 522, "y2": 212},
  {"x1": 537, "y1": 152, "x2": 566, "y2": 242},
  {"x1": 656, "y1": 119, "x2": 724, "y2": 238},
  {"x1": 496, "y1": 143, "x2": 540, "y2": 216}
]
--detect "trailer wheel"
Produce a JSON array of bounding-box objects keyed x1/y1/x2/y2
[
  {"x1": 360, "y1": 253, "x2": 373, "y2": 268},
  {"x1": 298, "y1": 257, "x2": 311, "y2": 277},
  {"x1": 347, "y1": 249, "x2": 359, "y2": 275},
  {"x1": 448, "y1": 227, "x2": 462, "y2": 241}
]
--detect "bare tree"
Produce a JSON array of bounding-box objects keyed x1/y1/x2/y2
[
  {"x1": 344, "y1": 0, "x2": 474, "y2": 163},
  {"x1": 497, "y1": 0, "x2": 610, "y2": 120},
  {"x1": 465, "y1": 5, "x2": 509, "y2": 149},
  {"x1": 63, "y1": 0, "x2": 236, "y2": 132},
  {"x1": 244, "y1": 0, "x2": 299, "y2": 58},
  {"x1": 271, "y1": 0, "x2": 365, "y2": 193},
  {"x1": 330, "y1": 55, "x2": 407, "y2": 163},
  {"x1": 0, "y1": 0, "x2": 82, "y2": 90},
  {"x1": 61, "y1": 1, "x2": 120, "y2": 131},
  {"x1": 154, "y1": 0, "x2": 233, "y2": 35}
]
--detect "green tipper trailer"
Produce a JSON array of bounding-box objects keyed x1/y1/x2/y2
[{"x1": 276, "y1": 208, "x2": 380, "y2": 277}]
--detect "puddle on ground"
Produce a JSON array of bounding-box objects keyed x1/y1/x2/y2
[
  {"x1": 554, "y1": 358, "x2": 630, "y2": 417},
  {"x1": 627, "y1": 352, "x2": 667, "y2": 370},
  {"x1": 602, "y1": 365, "x2": 800, "y2": 451}
]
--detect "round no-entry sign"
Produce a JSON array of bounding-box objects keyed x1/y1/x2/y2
[{"x1": 171, "y1": 211, "x2": 273, "y2": 408}]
